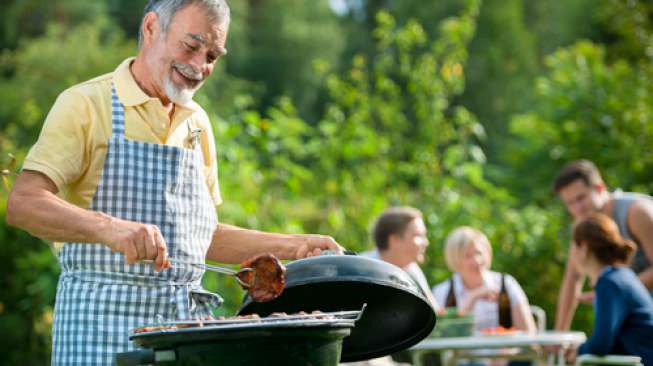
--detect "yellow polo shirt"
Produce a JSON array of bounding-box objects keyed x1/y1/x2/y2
[{"x1": 23, "y1": 57, "x2": 222, "y2": 210}]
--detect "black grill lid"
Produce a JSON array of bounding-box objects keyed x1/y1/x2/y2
[{"x1": 238, "y1": 254, "x2": 437, "y2": 362}]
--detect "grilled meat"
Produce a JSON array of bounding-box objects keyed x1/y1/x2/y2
[{"x1": 239, "y1": 253, "x2": 286, "y2": 302}]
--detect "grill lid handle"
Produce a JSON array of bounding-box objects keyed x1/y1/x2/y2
[{"x1": 116, "y1": 349, "x2": 176, "y2": 366}]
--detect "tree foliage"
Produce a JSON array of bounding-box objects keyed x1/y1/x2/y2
[
  {"x1": 503, "y1": 43, "x2": 653, "y2": 202},
  {"x1": 1, "y1": 0, "x2": 653, "y2": 363}
]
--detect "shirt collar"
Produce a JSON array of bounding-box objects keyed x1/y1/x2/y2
[{"x1": 113, "y1": 57, "x2": 200, "y2": 114}]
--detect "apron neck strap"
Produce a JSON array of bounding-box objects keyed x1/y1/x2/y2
[{"x1": 110, "y1": 84, "x2": 126, "y2": 139}]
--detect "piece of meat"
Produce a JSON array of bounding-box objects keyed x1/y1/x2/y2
[
  {"x1": 238, "y1": 253, "x2": 286, "y2": 302},
  {"x1": 235, "y1": 313, "x2": 261, "y2": 321},
  {"x1": 132, "y1": 325, "x2": 177, "y2": 333}
]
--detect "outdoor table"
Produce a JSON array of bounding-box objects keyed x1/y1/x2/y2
[{"x1": 410, "y1": 331, "x2": 586, "y2": 366}]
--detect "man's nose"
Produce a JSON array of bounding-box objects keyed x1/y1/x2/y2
[
  {"x1": 188, "y1": 54, "x2": 209, "y2": 76},
  {"x1": 571, "y1": 201, "x2": 584, "y2": 215}
]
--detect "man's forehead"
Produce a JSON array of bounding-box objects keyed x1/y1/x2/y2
[{"x1": 560, "y1": 180, "x2": 591, "y2": 199}]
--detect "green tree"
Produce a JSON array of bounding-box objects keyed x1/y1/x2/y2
[
  {"x1": 0, "y1": 0, "x2": 106, "y2": 50},
  {"x1": 594, "y1": 0, "x2": 653, "y2": 63},
  {"x1": 0, "y1": 18, "x2": 134, "y2": 364},
  {"x1": 223, "y1": 0, "x2": 346, "y2": 121},
  {"x1": 504, "y1": 41, "x2": 653, "y2": 202},
  {"x1": 0, "y1": 18, "x2": 134, "y2": 147}
]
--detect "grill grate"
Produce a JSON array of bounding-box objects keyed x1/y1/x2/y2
[{"x1": 130, "y1": 304, "x2": 366, "y2": 335}]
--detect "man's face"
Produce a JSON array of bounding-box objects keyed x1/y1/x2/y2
[
  {"x1": 146, "y1": 4, "x2": 227, "y2": 104},
  {"x1": 558, "y1": 179, "x2": 604, "y2": 221},
  {"x1": 397, "y1": 218, "x2": 429, "y2": 264}
]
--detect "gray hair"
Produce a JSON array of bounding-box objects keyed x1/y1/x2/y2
[{"x1": 138, "y1": 0, "x2": 230, "y2": 48}]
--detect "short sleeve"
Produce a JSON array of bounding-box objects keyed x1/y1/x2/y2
[
  {"x1": 22, "y1": 89, "x2": 91, "y2": 190},
  {"x1": 432, "y1": 280, "x2": 450, "y2": 307},
  {"x1": 207, "y1": 156, "x2": 222, "y2": 206},
  {"x1": 505, "y1": 274, "x2": 530, "y2": 306}
]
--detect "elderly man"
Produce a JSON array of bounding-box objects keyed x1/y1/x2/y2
[
  {"x1": 5, "y1": 1, "x2": 341, "y2": 364},
  {"x1": 553, "y1": 159, "x2": 653, "y2": 331}
]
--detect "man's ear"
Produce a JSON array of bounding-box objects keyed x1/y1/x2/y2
[
  {"x1": 593, "y1": 182, "x2": 606, "y2": 193},
  {"x1": 387, "y1": 233, "x2": 400, "y2": 249},
  {"x1": 141, "y1": 11, "x2": 161, "y2": 47}
]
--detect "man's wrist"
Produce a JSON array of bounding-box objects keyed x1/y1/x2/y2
[{"x1": 92, "y1": 211, "x2": 117, "y2": 249}]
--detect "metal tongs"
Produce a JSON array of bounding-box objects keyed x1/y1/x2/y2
[
  {"x1": 142, "y1": 258, "x2": 254, "y2": 288},
  {"x1": 170, "y1": 258, "x2": 254, "y2": 288}
]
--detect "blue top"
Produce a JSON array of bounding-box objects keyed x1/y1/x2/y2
[{"x1": 578, "y1": 266, "x2": 653, "y2": 364}]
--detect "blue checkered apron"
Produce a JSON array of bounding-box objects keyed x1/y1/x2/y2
[{"x1": 51, "y1": 85, "x2": 221, "y2": 365}]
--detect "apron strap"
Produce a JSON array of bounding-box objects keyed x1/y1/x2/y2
[
  {"x1": 172, "y1": 284, "x2": 223, "y2": 319},
  {"x1": 110, "y1": 84, "x2": 126, "y2": 139}
]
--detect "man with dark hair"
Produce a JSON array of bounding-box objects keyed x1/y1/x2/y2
[
  {"x1": 552, "y1": 159, "x2": 653, "y2": 331},
  {"x1": 343, "y1": 207, "x2": 435, "y2": 366},
  {"x1": 5, "y1": 1, "x2": 342, "y2": 364},
  {"x1": 364, "y1": 207, "x2": 438, "y2": 308}
]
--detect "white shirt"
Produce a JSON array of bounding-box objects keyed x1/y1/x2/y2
[
  {"x1": 431, "y1": 271, "x2": 529, "y2": 330},
  {"x1": 361, "y1": 249, "x2": 437, "y2": 308}
]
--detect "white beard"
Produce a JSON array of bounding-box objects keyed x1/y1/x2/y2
[{"x1": 163, "y1": 75, "x2": 197, "y2": 105}]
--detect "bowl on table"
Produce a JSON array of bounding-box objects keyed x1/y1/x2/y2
[{"x1": 430, "y1": 307, "x2": 474, "y2": 338}]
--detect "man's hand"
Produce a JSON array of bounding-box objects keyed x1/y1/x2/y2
[
  {"x1": 555, "y1": 243, "x2": 584, "y2": 330},
  {"x1": 565, "y1": 346, "x2": 578, "y2": 365},
  {"x1": 577, "y1": 291, "x2": 595, "y2": 304},
  {"x1": 293, "y1": 234, "x2": 344, "y2": 259},
  {"x1": 102, "y1": 218, "x2": 170, "y2": 271}
]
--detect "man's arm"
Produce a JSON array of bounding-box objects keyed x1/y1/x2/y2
[
  {"x1": 206, "y1": 223, "x2": 343, "y2": 264},
  {"x1": 628, "y1": 201, "x2": 653, "y2": 289},
  {"x1": 6, "y1": 170, "x2": 169, "y2": 270},
  {"x1": 554, "y1": 243, "x2": 585, "y2": 330}
]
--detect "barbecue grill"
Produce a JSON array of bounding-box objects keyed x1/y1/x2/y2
[
  {"x1": 117, "y1": 253, "x2": 437, "y2": 365},
  {"x1": 116, "y1": 308, "x2": 364, "y2": 366}
]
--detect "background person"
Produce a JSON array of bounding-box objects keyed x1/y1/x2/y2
[
  {"x1": 345, "y1": 206, "x2": 434, "y2": 366},
  {"x1": 362, "y1": 206, "x2": 438, "y2": 308},
  {"x1": 432, "y1": 226, "x2": 536, "y2": 333},
  {"x1": 567, "y1": 213, "x2": 653, "y2": 364},
  {"x1": 552, "y1": 159, "x2": 653, "y2": 331},
  {"x1": 5, "y1": 1, "x2": 341, "y2": 365}
]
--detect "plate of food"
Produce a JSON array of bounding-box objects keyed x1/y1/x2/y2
[{"x1": 479, "y1": 326, "x2": 523, "y2": 336}]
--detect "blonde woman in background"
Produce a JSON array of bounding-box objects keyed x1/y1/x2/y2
[{"x1": 432, "y1": 226, "x2": 536, "y2": 334}]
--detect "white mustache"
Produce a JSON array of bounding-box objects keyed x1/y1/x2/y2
[{"x1": 173, "y1": 63, "x2": 203, "y2": 81}]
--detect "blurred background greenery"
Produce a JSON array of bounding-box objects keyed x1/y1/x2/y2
[{"x1": 1, "y1": 0, "x2": 653, "y2": 363}]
